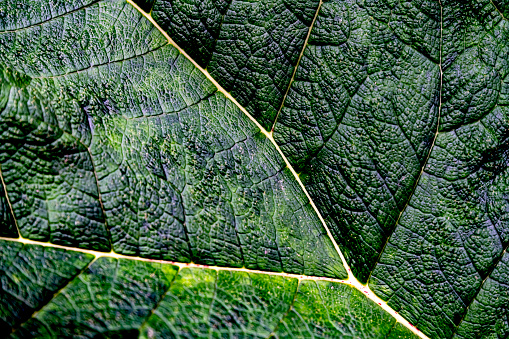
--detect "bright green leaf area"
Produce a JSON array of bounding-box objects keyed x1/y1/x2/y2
[{"x1": 1, "y1": 240, "x2": 414, "y2": 339}]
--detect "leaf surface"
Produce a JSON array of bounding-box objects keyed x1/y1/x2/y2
[
  {"x1": 271, "y1": 0, "x2": 509, "y2": 338},
  {"x1": 132, "y1": 0, "x2": 320, "y2": 129},
  {"x1": 0, "y1": 0, "x2": 344, "y2": 279},
  {"x1": 0, "y1": 0, "x2": 416, "y2": 337},
  {"x1": 3, "y1": 0, "x2": 509, "y2": 337}
]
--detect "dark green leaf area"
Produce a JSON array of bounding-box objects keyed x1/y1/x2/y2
[
  {"x1": 0, "y1": 0, "x2": 345, "y2": 279},
  {"x1": 440, "y1": 1, "x2": 509, "y2": 131},
  {"x1": 440, "y1": 0, "x2": 505, "y2": 69},
  {"x1": 0, "y1": 242, "x2": 93, "y2": 333},
  {"x1": 135, "y1": 0, "x2": 155, "y2": 13},
  {"x1": 454, "y1": 252, "x2": 509, "y2": 338},
  {"x1": 274, "y1": 0, "x2": 441, "y2": 283},
  {"x1": 11, "y1": 257, "x2": 178, "y2": 339},
  {"x1": 370, "y1": 2, "x2": 509, "y2": 338},
  {"x1": 370, "y1": 110, "x2": 509, "y2": 338},
  {"x1": 273, "y1": 0, "x2": 509, "y2": 337},
  {"x1": 145, "y1": 0, "x2": 320, "y2": 129},
  {"x1": 148, "y1": 0, "x2": 231, "y2": 68},
  {"x1": 0, "y1": 181, "x2": 16, "y2": 237}
]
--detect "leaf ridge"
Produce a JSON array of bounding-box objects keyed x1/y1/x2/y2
[
  {"x1": 1, "y1": 232, "x2": 426, "y2": 337},
  {"x1": 87, "y1": 137, "x2": 113, "y2": 252},
  {"x1": 490, "y1": 0, "x2": 507, "y2": 20}
]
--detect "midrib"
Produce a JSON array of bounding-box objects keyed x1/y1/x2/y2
[{"x1": 2, "y1": 235, "x2": 347, "y2": 282}]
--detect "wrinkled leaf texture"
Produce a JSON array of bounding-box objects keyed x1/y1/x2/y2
[{"x1": 0, "y1": 0, "x2": 508, "y2": 338}]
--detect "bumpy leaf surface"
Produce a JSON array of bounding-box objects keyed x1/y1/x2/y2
[
  {"x1": 133, "y1": 0, "x2": 320, "y2": 129},
  {"x1": 0, "y1": 181, "x2": 16, "y2": 237},
  {"x1": 0, "y1": 0, "x2": 417, "y2": 337},
  {"x1": 0, "y1": 0, "x2": 344, "y2": 278},
  {"x1": 2, "y1": 241, "x2": 414, "y2": 339},
  {"x1": 2, "y1": 0, "x2": 508, "y2": 338},
  {"x1": 0, "y1": 241, "x2": 93, "y2": 333},
  {"x1": 272, "y1": 0, "x2": 509, "y2": 338}
]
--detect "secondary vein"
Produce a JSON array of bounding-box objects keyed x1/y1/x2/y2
[
  {"x1": 270, "y1": 0, "x2": 324, "y2": 132},
  {"x1": 0, "y1": 235, "x2": 348, "y2": 283}
]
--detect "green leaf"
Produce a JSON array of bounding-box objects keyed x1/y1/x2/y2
[
  {"x1": 272, "y1": 0, "x2": 509, "y2": 338},
  {"x1": 0, "y1": 0, "x2": 413, "y2": 337},
  {"x1": 132, "y1": 0, "x2": 321, "y2": 129},
  {"x1": 0, "y1": 178, "x2": 17, "y2": 238},
  {"x1": 274, "y1": 0, "x2": 442, "y2": 284},
  {"x1": 0, "y1": 0, "x2": 344, "y2": 279},
  {"x1": 3, "y1": 0, "x2": 507, "y2": 338},
  {"x1": 0, "y1": 241, "x2": 93, "y2": 333}
]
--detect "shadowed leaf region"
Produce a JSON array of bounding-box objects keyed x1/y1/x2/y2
[{"x1": 272, "y1": 0, "x2": 509, "y2": 338}]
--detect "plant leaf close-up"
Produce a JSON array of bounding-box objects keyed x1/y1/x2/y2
[{"x1": 0, "y1": 0, "x2": 508, "y2": 338}]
